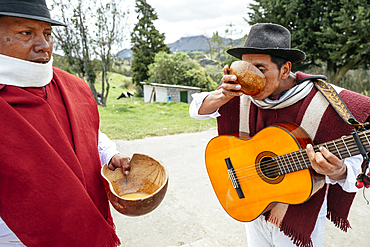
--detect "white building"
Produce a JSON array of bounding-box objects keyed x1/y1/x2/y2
[{"x1": 140, "y1": 82, "x2": 201, "y2": 103}]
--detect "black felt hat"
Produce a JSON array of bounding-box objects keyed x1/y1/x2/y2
[
  {"x1": 227, "y1": 23, "x2": 305, "y2": 63},
  {"x1": 0, "y1": 0, "x2": 65, "y2": 26}
]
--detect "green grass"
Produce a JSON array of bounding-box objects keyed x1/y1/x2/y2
[{"x1": 96, "y1": 72, "x2": 217, "y2": 140}]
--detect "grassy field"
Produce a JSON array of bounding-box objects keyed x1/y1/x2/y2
[{"x1": 96, "y1": 73, "x2": 217, "y2": 140}]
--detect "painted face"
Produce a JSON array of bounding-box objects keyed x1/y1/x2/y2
[
  {"x1": 0, "y1": 16, "x2": 53, "y2": 63},
  {"x1": 242, "y1": 54, "x2": 288, "y2": 100}
]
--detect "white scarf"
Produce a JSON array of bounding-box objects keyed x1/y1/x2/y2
[
  {"x1": 250, "y1": 79, "x2": 314, "y2": 109},
  {"x1": 0, "y1": 54, "x2": 53, "y2": 87}
]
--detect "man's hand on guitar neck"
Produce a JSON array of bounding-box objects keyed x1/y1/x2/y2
[{"x1": 306, "y1": 144, "x2": 347, "y2": 180}]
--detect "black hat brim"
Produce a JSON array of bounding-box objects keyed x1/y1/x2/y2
[
  {"x1": 0, "y1": 12, "x2": 66, "y2": 26},
  {"x1": 227, "y1": 47, "x2": 306, "y2": 64}
]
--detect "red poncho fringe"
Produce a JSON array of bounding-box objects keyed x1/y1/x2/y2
[
  {"x1": 0, "y1": 68, "x2": 120, "y2": 247},
  {"x1": 217, "y1": 72, "x2": 370, "y2": 247}
]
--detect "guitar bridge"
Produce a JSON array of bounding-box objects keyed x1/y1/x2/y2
[{"x1": 225, "y1": 158, "x2": 245, "y2": 199}]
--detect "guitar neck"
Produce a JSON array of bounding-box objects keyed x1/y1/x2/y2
[{"x1": 275, "y1": 129, "x2": 370, "y2": 175}]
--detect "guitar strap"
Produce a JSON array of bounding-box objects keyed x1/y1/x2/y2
[
  {"x1": 314, "y1": 79, "x2": 369, "y2": 130},
  {"x1": 314, "y1": 79, "x2": 370, "y2": 187}
]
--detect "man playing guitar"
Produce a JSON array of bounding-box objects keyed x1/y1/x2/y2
[{"x1": 190, "y1": 23, "x2": 370, "y2": 247}]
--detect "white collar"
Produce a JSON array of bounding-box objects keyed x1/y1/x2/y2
[{"x1": 0, "y1": 54, "x2": 53, "y2": 87}]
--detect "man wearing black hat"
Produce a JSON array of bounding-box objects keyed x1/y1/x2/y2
[
  {"x1": 0, "y1": 0, "x2": 130, "y2": 246},
  {"x1": 190, "y1": 23, "x2": 370, "y2": 246}
]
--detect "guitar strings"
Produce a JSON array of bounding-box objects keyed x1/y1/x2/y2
[
  {"x1": 235, "y1": 141, "x2": 361, "y2": 182},
  {"x1": 237, "y1": 133, "x2": 364, "y2": 177},
  {"x1": 231, "y1": 138, "x2": 357, "y2": 176},
  {"x1": 227, "y1": 134, "x2": 369, "y2": 183},
  {"x1": 234, "y1": 143, "x2": 361, "y2": 183}
]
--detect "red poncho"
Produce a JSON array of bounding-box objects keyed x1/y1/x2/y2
[
  {"x1": 217, "y1": 72, "x2": 370, "y2": 247},
  {"x1": 0, "y1": 68, "x2": 120, "y2": 247}
]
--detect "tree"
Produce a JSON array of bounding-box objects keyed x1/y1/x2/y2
[
  {"x1": 247, "y1": 0, "x2": 370, "y2": 85},
  {"x1": 51, "y1": 0, "x2": 127, "y2": 105},
  {"x1": 203, "y1": 23, "x2": 245, "y2": 68},
  {"x1": 131, "y1": 0, "x2": 170, "y2": 95},
  {"x1": 204, "y1": 31, "x2": 224, "y2": 64},
  {"x1": 95, "y1": 2, "x2": 125, "y2": 106},
  {"x1": 52, "y1": 0, "x2": 97, "y2": 102},
  {"x1": 148, "y1": 51, "x2": 218, "y2": 91}
]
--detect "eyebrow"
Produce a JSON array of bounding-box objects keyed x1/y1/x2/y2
[{"x1": 16, "y1": 22, "x2": 52, "y2": 31}]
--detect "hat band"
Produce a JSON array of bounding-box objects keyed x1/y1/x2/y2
[{"x1": 0, "y1": 1, "x2": 51, "y2": 19}]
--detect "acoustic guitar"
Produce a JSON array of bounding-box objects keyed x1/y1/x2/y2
[{"x1": 205, "y1": 122, "x2": 368, "y2": 222}]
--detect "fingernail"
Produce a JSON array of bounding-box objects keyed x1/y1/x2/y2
[
  {"x1": 306, "y1": 144, "x2": 312, "y2": 149},
  {"x1": 235, "y1": 84, "x2": 241, "y2": 89},
  {"x1": 124, "y1": 171, "x2": 129, "y2": 175},
  {"x1": 231, "y1": 75, "x2": 237, "y2": 80}
]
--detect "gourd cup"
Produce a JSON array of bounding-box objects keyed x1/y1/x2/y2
[
  {"x1": 101, "y1": 153, "x2": 168, "y2": 216},
  {"x1": 229, "y1": 60, "x2": 266, "y2": 96}
]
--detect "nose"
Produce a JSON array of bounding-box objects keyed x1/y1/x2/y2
[{"x1": 33, "y1": 34, "x2": 52, "y2": 54}]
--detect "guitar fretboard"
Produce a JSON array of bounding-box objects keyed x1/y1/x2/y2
[{"x1": 273, "y1": 129, "x2": 370, "y2": 175}]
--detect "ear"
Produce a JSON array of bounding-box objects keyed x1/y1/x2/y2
[{"x1": 280, "y1": 61, "x2": 292, "y2": 80}]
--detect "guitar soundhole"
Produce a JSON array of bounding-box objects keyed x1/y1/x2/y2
[
  {"x1": 260, "y1": 157, "x2": 279, "y2": 179},
  {"x1": 256, "y1": 151, "x2": 284, "y2": 184}
]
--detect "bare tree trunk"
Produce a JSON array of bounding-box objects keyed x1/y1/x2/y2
[
  {"x1": 100, "y1": 62, "x2": 110, "y2": 107},
  {"x1": 95, "y1": 1, "x2": 122, "y2": 107},
  {"x1": 52, "y1": 0, "x2": 127, "y2": 106},
  {"x1": 331, "y1": 58, "x2": 365, "y2": 86},
  {"x1": 77, "y1": 1, "x2": 98, "y2": 104}
]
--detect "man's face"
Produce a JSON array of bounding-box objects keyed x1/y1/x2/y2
[
  {"x1": 242, "y1": 54, "x2": 283, "y2": 100},
  {"x1": 0, "y1": 16, "x2": 53, "y2": 63}
]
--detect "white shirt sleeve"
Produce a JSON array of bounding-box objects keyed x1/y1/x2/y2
[
  {"x1": 325, "y1": 154, "x2": 363, "y2": 193},
  {"x1": 0, "y1": 217, "x2": 25, "y2": 246},
  {"x1": 189, "y1": 91, "x2": 221, "y2": 120},
  {"x1": 98, "y1": 130, "x2": 120, "y2": 167}
]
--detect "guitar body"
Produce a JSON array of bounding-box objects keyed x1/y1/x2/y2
[{"x1": 205, "y1": 122, "x2": 324, "y2": 222}]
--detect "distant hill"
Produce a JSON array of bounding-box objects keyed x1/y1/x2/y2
[
  {"x1": 116, "y1": 49, "x2": 133, "y2": 60},
  {"x1": 168, "y1": 35, "x2": 211, "y2": 52},
  {"x1": 116, "y1": 35, "x2": 243, "y2": 60}
]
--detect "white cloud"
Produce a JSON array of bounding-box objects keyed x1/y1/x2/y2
[
  {"x1": 47, "y1": 0, "x2": 254, "y2": 48},
  {"x1": 134, "y1": 0, "x2": 254, "y2": 44},
  {"x1": 147, "y1": 0, "x2": 249, "y2": 22}
]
